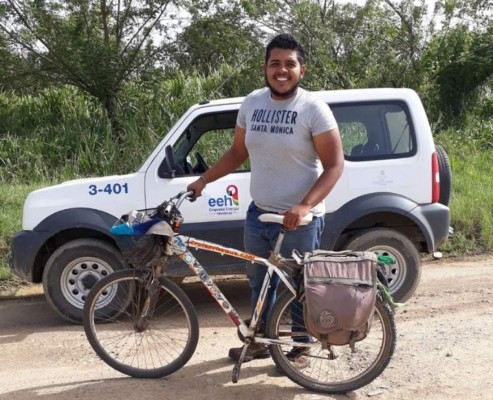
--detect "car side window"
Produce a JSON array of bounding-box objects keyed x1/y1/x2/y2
[
  {"x1": 160, "y1": 110, "x2": 249, "y2": 178},
  {"x1": 333, "y1": 102, "x2": 416, "y2": 161},
  {"x1": 193, "y1": 127, "x2": 250, "y2": 171},
  {"x1": 386, "y1": 109, "x2": 411, "y2": 153}
]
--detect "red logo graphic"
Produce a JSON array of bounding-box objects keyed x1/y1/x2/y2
[{"x1": 226, "y1": 185, "x2": 239, "y2": 205}]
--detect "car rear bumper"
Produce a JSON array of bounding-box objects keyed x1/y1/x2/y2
[{"x1": 410, "y1": 202, "x2": 450, "y2": 251}]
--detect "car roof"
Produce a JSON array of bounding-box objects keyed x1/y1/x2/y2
[{"x1": 193, "y1": 88, "x2": 417, "y2": 108}]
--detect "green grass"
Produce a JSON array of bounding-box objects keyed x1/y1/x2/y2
[
  {"x1": 437, "y1": 129, "x2": 493, "y2": 256},
  {"x1": 0, "y1": 182, "x2": 49, "y2": 278}
]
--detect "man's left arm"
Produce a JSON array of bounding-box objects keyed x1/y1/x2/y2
[{"x1": 282, "y1": 129, "x2": 344, "y2": 229}]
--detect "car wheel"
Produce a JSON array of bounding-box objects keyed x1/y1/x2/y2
[
  {"x1": 344, "y1": 228, "x2": 421, "y2": 302},
  {"x1": 43, "y1": 238, "x2": 126, "y2": 323},
  {"x1": 435, "y1": 144, "x2": 452, "y2": 206}
]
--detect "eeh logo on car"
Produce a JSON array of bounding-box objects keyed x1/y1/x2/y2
[
  {"x1": 208, "y1": 185, "x2": 240, "y2": 215},
  {"x1": 226, "y1": 185, "x2": 239, "y2": 205}
]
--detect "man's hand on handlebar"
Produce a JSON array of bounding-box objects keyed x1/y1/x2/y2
[{"x1": 186, "y1": 177, "x2": 206, "y2": 201}]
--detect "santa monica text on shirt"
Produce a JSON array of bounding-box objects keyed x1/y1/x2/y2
[{"x1": 251, "y1": 124, "x2": 294, "y2": 134}]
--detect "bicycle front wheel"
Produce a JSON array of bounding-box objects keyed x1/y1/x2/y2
[
  {"x1": 266, "y1": 291, "x2": 396, "y2": 394},
  {"x1": 83, "y1": 269, "x2": 199, "y2": 378}
]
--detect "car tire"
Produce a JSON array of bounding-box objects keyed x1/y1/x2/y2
[
  {"x1": 343, "y1": 228, "x2": 421, "y2": 302},
  {"x1": 43, "y1": 238, "x2": 126, "y2": 323},
  {"x1": 435, "y1": 144, "x2": 452, "y2": 206}
]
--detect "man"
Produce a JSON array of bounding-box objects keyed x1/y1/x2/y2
[{"x1": 187, "y1": 33, "x2": 344, "y2": 363}]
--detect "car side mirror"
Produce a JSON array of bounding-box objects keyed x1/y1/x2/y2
[{"x1": 160, "y1": 145, "x2": 177, "y2": 178}]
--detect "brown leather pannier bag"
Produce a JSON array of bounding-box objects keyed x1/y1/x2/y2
[{"x1": 299, "y1": 250, "x2": 378, "y2": 348}]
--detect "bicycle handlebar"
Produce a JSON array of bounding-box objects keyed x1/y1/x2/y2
[
  {"x1": 152, "y1": 190, "x2": 194, "y2": 220},
  {"x1": 172, "y1": 190, "x2": 195, "y2": 208}
]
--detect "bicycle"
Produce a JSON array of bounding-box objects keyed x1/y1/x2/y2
[{"x1": 83, "y1": 190, "x2": 397, "y2": 394}]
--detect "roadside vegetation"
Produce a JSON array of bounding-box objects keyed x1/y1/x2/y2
[
  {"x1": 1, "y1": 0, "x2": 493, "y2": 283},
  {"x1": 438, "y1": 123, "x2": 493, "y2": 254}
]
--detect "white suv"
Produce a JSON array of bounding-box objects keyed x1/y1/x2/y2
[{"x1": 10, "y1": 88, "x2": 451, "y2": 322}]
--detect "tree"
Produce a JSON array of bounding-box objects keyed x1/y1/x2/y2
[
  {"x1": 239, "y1": 0, "x2": 433, "y2": 90},
  {"x1": 0, "y1": 0, "x2": 183, "y2": 138},
  {"x1": 170, "y1": 5, "x2": 265, "y2": 77},
  {"x1": 422, "y1": 25, "x2": 493, "y2": 125},
  {"x1": 0, "y1": 30, "x2": 33, "y2": 91},
  {"x1": 416, "y1": 0, "x2": 493, "y2": 125}
]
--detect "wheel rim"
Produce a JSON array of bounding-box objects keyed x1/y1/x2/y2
[
  {"x1": 270, "y1": 294, "x2": 392, "y2": 391},
  {"x1": 366, "y1": 246, "x2": 406, "y2": 295},
  {"x1": 61, "y1": 257, "x2": 116, "y2": 309}
]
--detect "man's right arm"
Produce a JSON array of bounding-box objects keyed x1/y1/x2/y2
[{"x1": 187, "y1": 125, "x2": 248, "y2": 198}]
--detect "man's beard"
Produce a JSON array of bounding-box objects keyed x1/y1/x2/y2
[{"x1": 265, "y1": 77, "x2": 300, "y2": 99}]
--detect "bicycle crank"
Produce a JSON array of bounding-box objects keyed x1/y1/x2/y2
[{"x1": 232, "y1": 339, "x2": 252, "y2": 383}]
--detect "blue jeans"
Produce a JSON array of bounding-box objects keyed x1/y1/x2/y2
[{"x1": 244, "y1": 202, "x2": 324, "y2": 326}]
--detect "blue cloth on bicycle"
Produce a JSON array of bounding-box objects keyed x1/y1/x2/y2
[{"x1": 111, "y1": 218, "x2": 162, "y2": 236}]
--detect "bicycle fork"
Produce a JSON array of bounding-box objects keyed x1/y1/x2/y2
[{"x1": 135, "y1": 269, "x2": 162, "y2": 332}]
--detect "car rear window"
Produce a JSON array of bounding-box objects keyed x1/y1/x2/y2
[{"x1": 331, "y1": 101, "x2": 416, "y2": 161}]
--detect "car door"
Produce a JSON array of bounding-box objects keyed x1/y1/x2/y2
[{"x1": 144, "y1": 106, "x2": 251, "y2": 276}]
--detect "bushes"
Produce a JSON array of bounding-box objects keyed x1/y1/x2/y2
[
  {"x1": 0, "y1": 87, "x2": 118, "y2": 182},
  {"x1": 0, "y1": 66, "x2": 258, "y2": 184}
]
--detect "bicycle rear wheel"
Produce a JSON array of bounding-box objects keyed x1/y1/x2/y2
[
  {"x1": 83, "y1": 269, "x2": 199, "y2": 378},
  {"x1": 266, "y1": 291, "x2": 396, "y2": 394}
]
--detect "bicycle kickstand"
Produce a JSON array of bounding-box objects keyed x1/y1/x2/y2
[{"x1": 232, "y1": 339, "x2": 252, "y2": 383}]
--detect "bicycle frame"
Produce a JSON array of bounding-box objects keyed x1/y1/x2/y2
[
  {"x1": 85, "y1": 191, "x2": 397, "y2": 389},
  {"x1": 171, "y1": 234, "x2": 303, "y2": 347}
]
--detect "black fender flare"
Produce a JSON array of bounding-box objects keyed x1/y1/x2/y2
[
  {"x1": 20, "y1": 208, "x2": 121, "y2": 281},
  {"x1": 323, "y1": 193, "x2": 433, "y2": 250},
  {"x1": 35, "y1": 207, "x2": 119, "y2": 234}
]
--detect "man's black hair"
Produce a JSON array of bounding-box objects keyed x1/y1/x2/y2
[{"x1": 265, "y1": 33, "x2": 305, "y2": 64}]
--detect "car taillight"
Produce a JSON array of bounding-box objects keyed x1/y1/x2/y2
[{"x1": 432, "y1": 152, "x2": 440, "y2": 203}]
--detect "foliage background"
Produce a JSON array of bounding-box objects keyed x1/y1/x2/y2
[{"x1": 1, "y1": 0, "x2": 493, "y2": 281}]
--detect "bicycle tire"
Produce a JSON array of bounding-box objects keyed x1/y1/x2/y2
[
  {"x1": 83, "y1": 269, "x2": 199, "y2": 378},
  {"x1": 266, "y1": 290, "x2": 396, "y2": 394}
]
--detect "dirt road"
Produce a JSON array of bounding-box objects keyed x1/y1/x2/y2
[{"x1": 1, "y1": 257, "x2": 492, "y2": 400}]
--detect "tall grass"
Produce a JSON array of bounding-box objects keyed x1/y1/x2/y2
[
  {"x1": 0, "y1": 67, "x2": 259, "y2": 184},
  {"x1": 0, "y1": 87, "x2": 121, "y2": 182},
  {"x1": 436, "y1": 120, "x2": 493, "y2": 255}
]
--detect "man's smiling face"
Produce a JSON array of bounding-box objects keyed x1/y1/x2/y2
[{"x1": 264, "y1": 48, "x2": 306, "y2": 100}]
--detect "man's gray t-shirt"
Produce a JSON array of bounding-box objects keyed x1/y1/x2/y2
[{"x1": 237, "y1": 87, "x2": 338, "y2": 217}]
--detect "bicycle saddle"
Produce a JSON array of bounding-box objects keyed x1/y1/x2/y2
[{"x1": 258, "y1": 213, "x2": 314, "y2": 226}]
